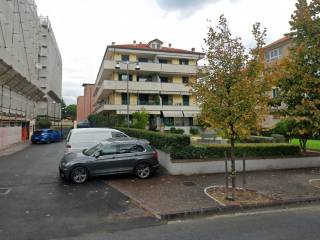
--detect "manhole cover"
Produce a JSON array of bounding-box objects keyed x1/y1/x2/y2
[
  {"x1": 183, "y1": 181, "x2": 196, "y2": 187},
  {"x1": 0, "y1": 188, "x2": 11, "y2": 195}
]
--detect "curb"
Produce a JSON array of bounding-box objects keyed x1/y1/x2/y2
[{"x1": 157, "y1": 197, "x2": 320, "y2": 220}]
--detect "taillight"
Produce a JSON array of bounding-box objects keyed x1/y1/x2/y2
[{"x1": 152, "y1": 151, "x2": 158, "y2": 159}]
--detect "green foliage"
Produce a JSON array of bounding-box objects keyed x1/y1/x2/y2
[
  {"x1": 171, "y1": 143, "x2": 300, "y2": 160},
  {"x1": 190, "y1": 127, "x2": 199, "y2": 135},
  {"x1": 36, "y1": 118, "x2": 52, "y2": 129},
  {"x1": 194, "y1": 15, "x2": 269, "y2": 144},
  {"x1": 117, "y1": 127, "x2": 190, "y2": 150},
  {"x1": 64, "y1": 104, "x2": 77, "y2": 121},
  {"x1": 131, "y1": 110, "x2": 149, "y2": 129},
  {"x1": 272, "y1": 119, "x2": 297, "y2": 140},
  {"x1": 169, "y1": 127, "x2": 185, "y2": 135},
  {"x1": 271, "y1": 0, "x2": 320, "y2": 152},
  {"x1": 88, "y1": 113, "x2": 125, "y2": 128}
]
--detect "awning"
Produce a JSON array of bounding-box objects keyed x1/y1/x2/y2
[
  {"x1": 162, "y1": 111, "x2": 183, "y2": 117},
  {"x1": 183, "y1": 111, "x2": 199, "y2": 117}
]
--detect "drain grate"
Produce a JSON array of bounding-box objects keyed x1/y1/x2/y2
[
  {"x1": 183, "y1": 181, "x2": 196, "y2": 187},
  {"x1": 0, "y1": 188, "x2": 11, "y2": 195}
]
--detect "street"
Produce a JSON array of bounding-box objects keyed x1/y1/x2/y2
[
  {"x1": 0, "y1": 142, "x2": 161, "y2": 240},
  {"x1": 1, "y1": 143, "x2": 320, "y2": 240},
  {"x1": 54, "y1": 206, "x2": 320, "y2": 240}
]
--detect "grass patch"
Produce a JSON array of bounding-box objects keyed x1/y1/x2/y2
[{"x1": 291, "y1": 139, "x2": 320, "y2": 151}]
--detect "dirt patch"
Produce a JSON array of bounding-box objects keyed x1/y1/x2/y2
[{"x1": 206, "y1": 186, "x2": 274, "y2": 206}]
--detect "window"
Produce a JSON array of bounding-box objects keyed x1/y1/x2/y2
[
  {"x1": 182, "y1": 77, "x2": 189, "y2": 84},
  {"x1": 151, "y1": 43, "x2": 160, "y2": 49},
  {"x1": 159, "y1": 59, "x2": 168, "y2": 64},
  {"x1": 121, "y1": 55, "x2": 129, "y2": 61},
  {"x1": 111, "y1": 131, "x2": 128, "y2": 138},
  {"x1": 119, "y1": 74, "x2": 132, "y2": 81},
  {"x1": 160, "y1": 76, "x2": 172, "y2": 83},
  {"x1": 119, "y1": 144, "x2": 145, "y2": 154},
  {"x1": 138, "y1": 57, "x2": 148, "y2": 63},
  {"x1": 179, "y1": 59, "x2": 189, "y2": 65},
  {"x1": 100, "y1": 144, "x2": 118, "y2": 155},
  {"x1": 272, "y1": 88, "x2": 279, "y2": 98},
  {"x1": 163, "y1": 117, "x2": 174, "y2": 126},
  {"x1": 161, "y1": 95, "x2": 173, "y2": 106},
  {"x1": 183, "y1": 95, "x2": 189, "y2": 106},
  {"x1": 268, "y1": 48, "x2": 282, "y2": 61},
  {"x1": 121, "y1": 93, "x2": 130, "y2": 104}
]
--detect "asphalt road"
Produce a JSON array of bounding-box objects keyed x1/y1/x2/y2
[
  {"x1": 56, "y1": 205, "x2": 320, "y2": 240},
  {"x1": 0, "y1": 142, "x2": 161, "y2": 240}
]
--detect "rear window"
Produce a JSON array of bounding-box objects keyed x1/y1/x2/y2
[
  {"x1": 111, "y1": 131, "x2": 128, "y2": 138},
  {"x1": 69, "y1": 131, "x2": 112, "y2": 144}
]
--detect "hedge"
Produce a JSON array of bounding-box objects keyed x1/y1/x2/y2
[
  {"x1": 117, "y1": 127, "x2": 190, "y2": 150},
  {"x1": 170, "y1": 143, "x2": 301, "y2": 160}
]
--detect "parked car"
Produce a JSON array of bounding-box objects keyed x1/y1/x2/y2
[
  {"x1": 31, "y1": 129, "x2": 61, "y2": 144},
  {"x1": 65, "y1": 128, "x2": 129, "y2": 153},
  {"x1": 59, "y1": 138, "x2": 159, "y2": 183}
]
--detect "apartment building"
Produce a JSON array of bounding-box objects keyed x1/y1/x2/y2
[
  {"x1": 77, "y1": 83, "x2": 95, "y2": 123},
  {"x1": 0, "y1": 0, "x2": 62, "y2": 149},
  {"x1": 94, "y1": 39, "x2": 204, "y2": 133},
  {"x1": 263, "y1": 35, "x2": 293, "y2": 128}
]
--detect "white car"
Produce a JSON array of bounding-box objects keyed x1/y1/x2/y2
[{"x1": 65, "y1": 128, "x2": 129, "y2": 153}]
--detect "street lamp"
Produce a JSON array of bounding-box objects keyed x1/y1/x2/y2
[{"x1": 115, "y1": 61, "x2": 140, "y2": 128}]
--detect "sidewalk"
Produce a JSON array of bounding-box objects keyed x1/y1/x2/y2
[
  {"x1": 0, "y1": 142, "x2": 30, "y2": 157},
  {"x1": 106, "y1": 168, "x2": 320, "y2": 220}
]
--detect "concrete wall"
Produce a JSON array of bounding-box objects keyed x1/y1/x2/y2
[
  {"x1": 158, "y1": 150, "x2": 320, "y2": 175},
  {"x1": 0, "y1": 127, "x2": 21, "y2": 150}
]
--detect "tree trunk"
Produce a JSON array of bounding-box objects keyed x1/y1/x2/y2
[
  {"x1": 230, "y1": 135, "x2": 236, "y2": 200},
  {"x1": 299, "y1": 137, "x2": 308, "y2": 153}
]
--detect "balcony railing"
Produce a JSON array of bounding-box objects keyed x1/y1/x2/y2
[{"x1": 103, "y1": 60, "x2": 197, "y2": 74}]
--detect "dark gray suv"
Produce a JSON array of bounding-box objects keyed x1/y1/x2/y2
[{"x1": 59, "y1": 139, "x2": 159, "y2": 184}]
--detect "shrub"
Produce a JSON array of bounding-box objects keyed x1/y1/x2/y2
[
  {"x1": 190, "y1": 127, "x2": 199, "y2": 135},
  {"x1": 117, "y1": 127, "x2": 190, "y2": 150},
  {"x1": 131, "y1": 110, "x2": 149, "y2": 129},
  {"x1": 170, "y1": 143, "x2": 300, "y2": 160},
  {"x1": 36, "y1": 118, "x2": 51, "y2": 129},
  {"x1": 88, "y1": 113, "x2": 125, "y2": 127},
  {"x1": 242, "y1": 135, "x2": 274, "y2": 143},
  {"x1": 169, "y1": 127, "x2": 184, "y2": 134}
]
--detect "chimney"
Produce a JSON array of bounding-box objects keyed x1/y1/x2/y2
[
  {"x1": 133, "y1": 40, "x2": 136, "y2": 46},
  {"x1": 191, "y1": 47, "x2": 195, "y2": 52},
  {"x1": 139, "y1": 41, "x2": 142, "y2": 44},
  {"x1": 169, "y1": 43, "x2": 172, "y2": 48},
  {"x1": 111, "y1": 42, "x2": 115, "y2": 45}
]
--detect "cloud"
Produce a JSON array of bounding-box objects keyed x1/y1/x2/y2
[{"x1": 156, "y1": 0, "x2": 239, "y2": 18}]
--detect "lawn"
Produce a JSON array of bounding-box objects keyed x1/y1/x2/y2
[{"x1": 291, "y1": 139, "x2": 320, "y2": 151}]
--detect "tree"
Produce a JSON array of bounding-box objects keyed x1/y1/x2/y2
[
  {"x1": 193, "y1": 15, "x2": 270, "y2": 199},
  {"x1": 131, "y1": 110, "x2": 149, "y2": 129},
  {"x1": 272, "y1": 118, "x2": 297, "y2": 142},
  {"x1": 272, "y1": 0, "x2": 320, "y2": 152},
  {"x1": 65, "y1": 104, "x2": 77, "y2": 121}
]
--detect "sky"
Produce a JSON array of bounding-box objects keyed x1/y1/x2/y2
[{"x1": 36, "y1": 0, "x2": 297, "y2": 105}]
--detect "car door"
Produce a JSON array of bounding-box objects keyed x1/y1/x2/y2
[
  {"x1": 112, "y1": 144, "x2": 141, "y2": 172},
  {"x1": 89, "y1": 144, "x2": 119, "y2": 175}
]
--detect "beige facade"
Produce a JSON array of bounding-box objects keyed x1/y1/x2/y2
[
  {"x1": 94, "y1": 39, "x2": 204, "y2": 132},
  {"x1": 263, "y1": 36, "x2": 292, "y2": 128}
]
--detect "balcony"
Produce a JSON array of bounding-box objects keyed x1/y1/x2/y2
[
  {"x1": 103, "y1": 60, "x2": 197, "y2": 74},
  {"x1": 95, "y1": 80, "x2": 192, "y2": 99},
  {"x1": 95, "y1": 104, "x2": 200, "y2": 115}
]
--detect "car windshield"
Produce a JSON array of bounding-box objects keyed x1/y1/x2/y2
[{"x1": 83, "y1": 143, "x2": 103, "y2": 156}]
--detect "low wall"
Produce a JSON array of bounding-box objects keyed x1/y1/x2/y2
[
  {"x1": 157, "y1": 150, "x2": 320, "y2": 175},
  {"x1": 0, "y1": 126, "x2": 22, "y2": 151}
]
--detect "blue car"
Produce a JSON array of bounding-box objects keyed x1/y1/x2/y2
[{"x1": 31, "y1": 129, "x2": 61, "y2": 144}]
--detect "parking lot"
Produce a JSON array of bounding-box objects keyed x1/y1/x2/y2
[{"x1": 0, "y1": 142, "x2": 161, "y2": 240}]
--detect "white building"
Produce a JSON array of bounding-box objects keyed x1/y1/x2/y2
[
  {"x1": 94, "y1": 39, "x2": 204, "y2": 133},
  {"x1": 0, "y1": 0, "x2": 62, "y2": 149}
]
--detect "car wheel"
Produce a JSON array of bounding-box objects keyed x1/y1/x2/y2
[
  {"x1": 135, "y1": 163, "x2": 151, "y2": 179},
  {"x1": 70, "y1": 167, "x2": 88, "y2": 184},
  {"x1": 46, "y1": 138, "x2": 52, "y2": 144}
]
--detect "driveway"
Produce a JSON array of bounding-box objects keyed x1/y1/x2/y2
[{"x1": 0, "y1": 142, "x2": 161, "y2": 240}]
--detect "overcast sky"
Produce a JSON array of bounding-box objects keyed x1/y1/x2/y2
[{"x1": 36, "y1": 0, "x2": 296, "y2": 105}]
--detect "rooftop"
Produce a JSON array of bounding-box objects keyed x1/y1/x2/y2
[{"x1": 264, "y1": 35, "x2": 292, "y2": 49}]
